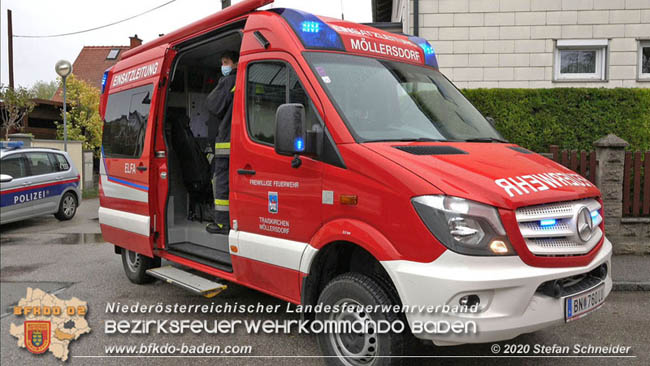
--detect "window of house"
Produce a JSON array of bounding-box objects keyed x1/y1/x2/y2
[
  {"x1": 107, "y1": 48, "x2": 120, "y2": 60},
  {"x1": 639, "y1": 41, "x2": 650, "y2": 81},
  {"x1": 554, "y1": 40, "x2": 608, "y2": 81},
  {"x1": 246, "y1": 61, "x2": 320, "y2": 146}
]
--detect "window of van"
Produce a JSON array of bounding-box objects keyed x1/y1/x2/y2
[
  {"x1": 102, "y1": 84, "x2": 154, "y2": 158},
  {"x1": 1, "y1": 153, "x2": 27, "y2": 179},
  {"x1": 246, "y1": 62, "x2": 319, "y2": 145},
  {"x1": 25, "y1": 152, "x2": 56, "y2": 176}
]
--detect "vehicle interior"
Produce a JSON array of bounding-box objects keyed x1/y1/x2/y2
[{"x1": 162, "y1": 29, "x2": 243, "y2": 272}]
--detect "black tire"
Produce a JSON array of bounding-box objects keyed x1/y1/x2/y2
[
  {"x1": 316, "y1": 273, "x2": 407, "y2": 366},
  {"x1": 54, "y1": 192, "x2": 77, "y2": 221},
  {"x1": 121, "y1": 249, "x2": 160, "y2": 284}
]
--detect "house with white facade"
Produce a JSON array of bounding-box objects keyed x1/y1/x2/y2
[{"x1": 388, "y1": 0, "x2": 650, "y2": 88}]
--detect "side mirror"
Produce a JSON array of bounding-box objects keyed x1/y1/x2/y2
[
  {"x1": 275, "y1": 103, "x2": 306, "y2": 156},
  {"x1": 0, "y1": 174, "x2": 14, "y2": 183},
  {"x1": 486, "y1": 116, "x2": 496, "y2": 127},
  {"x1": 274, "y1": 103, "x2": 323, "y2": 163}
]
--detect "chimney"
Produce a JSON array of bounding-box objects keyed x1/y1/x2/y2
[{"x1": 129, "y1": 34, "x2": 142, "y2": 49}]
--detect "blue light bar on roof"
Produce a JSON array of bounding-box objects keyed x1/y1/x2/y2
[
  {"x1": 301, "y1": 21, "x2": 320, "y2": 33},
  {"x1": 0, "y1": 141, "x2": 24, "y2": 149},
  {"x1": 271, "y1": 8, "x2": 344, "y2": 51},
  {"x1": 101, "y1": 69, "x2": 110, "y2": 94},
  {"x1": 407, "y1": 35, "x2": 438, "y2": 68}
]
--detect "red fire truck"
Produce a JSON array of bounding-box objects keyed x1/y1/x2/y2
[{"x1": 99, "y1": 0, "x2": 612, "y2": 363}]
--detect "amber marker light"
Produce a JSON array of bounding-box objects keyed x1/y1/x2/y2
[{"x1": 340, "y1": 195, "x2": 358, "y2": 205}]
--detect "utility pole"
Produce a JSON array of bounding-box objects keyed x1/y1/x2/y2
[{"x1": 8, "y1": 9, "x2": 15, "y2": 88}]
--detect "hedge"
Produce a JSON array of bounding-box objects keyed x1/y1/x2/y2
[{"x1": 462, "y1": 88, "x2": 650, "y2": 152}]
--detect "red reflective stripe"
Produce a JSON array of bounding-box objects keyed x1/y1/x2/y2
[{"x1": 1, "y1": 178, "x2": 79, "y2": 194}]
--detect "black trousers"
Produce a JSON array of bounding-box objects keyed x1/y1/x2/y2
[{"x1": 212, "y1": 156, "x2": 230, "y2": 225}]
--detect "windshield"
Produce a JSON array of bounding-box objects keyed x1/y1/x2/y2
[{"x1": 305, "y1": 52, "x2": 504, "y2": 142}]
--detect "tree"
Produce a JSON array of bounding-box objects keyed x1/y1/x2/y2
[
  {"x1": 0, "y1": 85, "x2": 36, "y2": 140},
  {"x1": 29, "y1": 80, "x2": 59, "y2": 99},
  {"x1": 55, "y1": 75, "x2": 103, "y2": 155}
]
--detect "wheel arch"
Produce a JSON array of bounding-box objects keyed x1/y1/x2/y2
[
  {"x1": 301, "y1": 219, "x2": 405, "y2": 314},
  {"x1": 60, "y1": 187, "x2": 80, "y2": 205}
]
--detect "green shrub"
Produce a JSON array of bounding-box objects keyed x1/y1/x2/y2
[{"x1": 462, "y1": 88, "x2": 650, "y2": 152}]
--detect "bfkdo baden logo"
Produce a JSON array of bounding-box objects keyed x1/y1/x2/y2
[
  {"x1": 25, "y1": 321, "x2": 51, "y2": 354},
  {"x1": 10, "y1": 288, "x2": 91, "y2": 361}
]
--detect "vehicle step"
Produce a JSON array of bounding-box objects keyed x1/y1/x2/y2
[{"x1": 146, "y1": 265, "x2": 227, "y2": 298}]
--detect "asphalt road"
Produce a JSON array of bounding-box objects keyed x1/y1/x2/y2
[{"x1": 1, "y1": 198, "x2": 647, "y2": 365}]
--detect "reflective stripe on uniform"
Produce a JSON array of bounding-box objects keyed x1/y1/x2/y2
[
  {"x1": 231, "y1": 86, "x2": 236, "y2": 93},
  {"x1": 214, "y1": 148, "x2": 230, "y2": 156},
  {"x1": 215, "y1": 199, "x2": 229, "y2": 211},
  {"x1": 214, "y1": 142, "x2": 230, "y2": 156}
]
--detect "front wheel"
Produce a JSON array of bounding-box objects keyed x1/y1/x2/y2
[
  {"x1": 54, "y1": 192, "x2": 77, "y2": 220},
  {"x1": 121, "y1": 249, "x2": 160, "y2": 284},
  {"x1": 316, "y1": 273, "x2": 407, "y2": 366}
]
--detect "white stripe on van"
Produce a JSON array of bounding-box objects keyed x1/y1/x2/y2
[
  {"x1": 98, "y1": 207, "x2": 150, "y2": 237},
  {"x1": 229, "y1": 231, "x2": 317, "y2": 273}
]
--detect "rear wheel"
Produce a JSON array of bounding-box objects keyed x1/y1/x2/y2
[
  {"x1": 54, "y1": 192, "x2": 77, "y2": 220},
  {"x1": 316, "y1": 273, "x2": 407, "y2": 366},
  {"x1": 121, "y1": 249, "x2": 160, "y2": 284}
]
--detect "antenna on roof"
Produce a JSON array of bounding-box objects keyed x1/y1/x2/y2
[{"x1": 340, "y1": 0, "x2": 344, "y2": 20}]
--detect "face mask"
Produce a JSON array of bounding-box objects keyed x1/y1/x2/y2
[{"x1": 221, "y1": 65, "x2": 232, "y2": 76}]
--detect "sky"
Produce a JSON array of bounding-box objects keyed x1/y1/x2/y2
[{"x1": 0, "y1": 0, "x2": 371, "y2": 89}]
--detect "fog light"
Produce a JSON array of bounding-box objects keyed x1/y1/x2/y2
[
  {"x1": 489, "y1": 240, "x2": 509, "y2": 254},
  {"x1": 459, "y1": 294, "x2": 480, "y2": 307}
]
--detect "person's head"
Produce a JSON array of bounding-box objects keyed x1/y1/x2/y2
[{"x1": 220, "y1": 51, "x2": 239, "y2": 76}]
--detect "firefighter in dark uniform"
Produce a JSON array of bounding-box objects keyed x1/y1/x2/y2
[{"x1": 205, "y1": 51, "x2": 238, "y2": 234}]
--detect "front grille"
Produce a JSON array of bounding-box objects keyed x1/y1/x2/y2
[{"x1": 515, "y1": 198, "x2": 603, "y2": 256}]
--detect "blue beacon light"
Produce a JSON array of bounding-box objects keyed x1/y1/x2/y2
[
  {"x1": 407, "y1": 35, "x2": 439, "y2": 68},
  {"x1": 271, "y1": 8, "x2": 345, "y2": 50},
  {"x1": 294, "y1": 137, "x2": 305, "y2": 152},
  {"x1": 301, "y1": 21, "x2": 320, "y2": 33},
  {"x1": 101, "y1": 70, "x2": 110, "y2": 94},
  {"x1": 540, "y1": 219, "x2": 556, "y2": 227}
]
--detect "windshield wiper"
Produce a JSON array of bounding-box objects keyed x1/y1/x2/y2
[{"x1": 462, "y1": 137, "x2": 508, "y2": 143}]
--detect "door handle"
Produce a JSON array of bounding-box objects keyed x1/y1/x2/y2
[
  {"x1": 237, "y1": 169, "x2": 256, "y2": 175},
  {"x1": 137, "y1": 166, "x2": 148, "y2": 172}
]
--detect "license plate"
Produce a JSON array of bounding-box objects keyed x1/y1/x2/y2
[{"x1": 565, "y1": 283, "x2": 605, "y2": 322}]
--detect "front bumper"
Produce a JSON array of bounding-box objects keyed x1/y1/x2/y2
[{"x1": 381, "y1": 237, "x2": 613, "y2": 346}]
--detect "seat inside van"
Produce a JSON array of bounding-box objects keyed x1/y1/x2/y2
[{"x1": 162, "y1": 30, "x2": 243, "y2": 272}]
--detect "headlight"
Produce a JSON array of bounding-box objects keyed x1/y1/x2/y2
[{"x1": 412, "y1": 195, "x2": 515, "y2": 256}]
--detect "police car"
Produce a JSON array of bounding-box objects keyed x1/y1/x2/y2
[{"x1": 0, "y1": 141, "x2": 81, "y2": 224}]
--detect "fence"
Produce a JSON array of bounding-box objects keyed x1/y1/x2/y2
[
  {"x1": 623, "y1": 151, "x2": 650, "y2": 217},
  {"x1": 550, "y1": 135, "x2": 648, "y2": 255},
  {"x1": 549, "y1": 146, "x2": 597, "y2": 184},
  {"x1": 549, "y1": 145, "x2": 649, "y2": 218}
]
